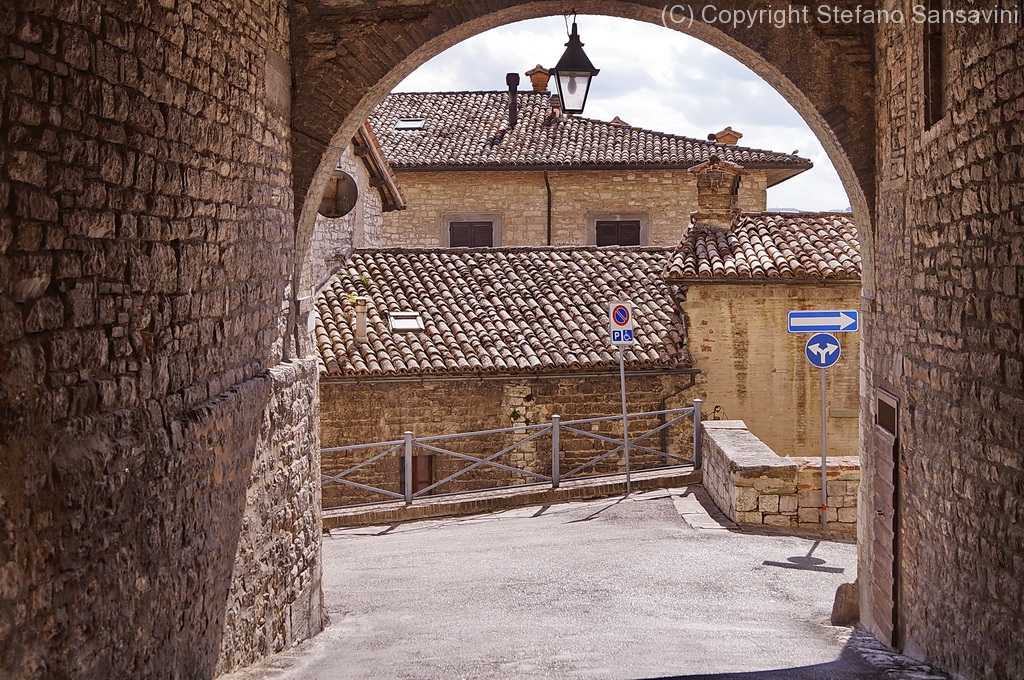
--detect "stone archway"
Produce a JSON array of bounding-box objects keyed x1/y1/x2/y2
[
  {"x1": 3, "y1": 0, "x2": 1022, "y2": 677},
  {"x1": 286, "y1": 0, "x2": 877, "y2": 346}
]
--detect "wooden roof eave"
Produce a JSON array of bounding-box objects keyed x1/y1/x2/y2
[{"x1": 355, "y1": 122, "x2": 407, "y2": 212}]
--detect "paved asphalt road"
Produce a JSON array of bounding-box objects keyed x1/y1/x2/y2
[{"x1": 226, "y1": 487, "x2": 946, "y2": 680}]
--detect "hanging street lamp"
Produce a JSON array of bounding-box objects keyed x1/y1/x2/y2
[{"x1": 550, "y1": 12, "x2": 600, "y2": 115}]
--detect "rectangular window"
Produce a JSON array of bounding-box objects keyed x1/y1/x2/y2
[
  {"x1": 395, "y1": 117, "x2": 425, "y2": 130},
  {"x1": 923, "y1": 0, "x2": 945, "y2": 129},
  {"x1": 388, "y1": 311, "x2": 424, "y2": 332},
  {"x1": 449, "y1": 221, "x2": 494, "y2": 248},
  {"x1": 595, "y1": 220, "x2": 642, "y2": 246}
]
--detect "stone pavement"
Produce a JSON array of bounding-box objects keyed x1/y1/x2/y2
[{"x1": 223, "y1": 487, "x2": 948, "y2": 680}]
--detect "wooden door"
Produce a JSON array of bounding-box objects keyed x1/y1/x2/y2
[{"x1": 870, "y1": 389, "x2": 900, "y2": 646}]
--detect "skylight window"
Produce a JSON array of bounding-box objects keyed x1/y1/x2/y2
[
  {"x1": 388, "y1": 311, "x2": 424, "y2": 332},
  {"x1": 395, "y1": 118, "x2": 425, "y2": 130}
]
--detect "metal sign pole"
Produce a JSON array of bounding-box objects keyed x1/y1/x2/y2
[
  {"x1": 804, "y1": 332, "x2": 839, "y2": 533},
  {"x1": 619, "y1": 345, "x2": 630, "y2": 495},
  {"x1": 820, "y1": 367, "x2": 827, "y2": 531}
]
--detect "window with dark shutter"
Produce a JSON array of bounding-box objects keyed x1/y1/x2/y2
[
  {"x1": 923, "y1": 0, "x2": 945, "y2": 129},
  {"x1": 449, "y1": 221, "x2": 493, "y2": 248},
  {"x1": 595, "y1": 220, "x2": 641, "y2": 246}
]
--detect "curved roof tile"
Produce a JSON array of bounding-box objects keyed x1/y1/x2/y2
[
  {"x1": 316, "y1": 247, "x2": 693, "y2": 378},
  {"x1": 372, "y1": 91, "x2": 812, "y2": 170},
  {"x1": 664, "y1": 212, "x2": 861, "y2": 282}
]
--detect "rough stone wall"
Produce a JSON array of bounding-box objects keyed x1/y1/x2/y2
[
  {"x1": 684, "y1": 282, "x2": 861, "y2": 458},
  {"x1": 866, "y1": 8, "x2": 1024, "y2": 678},
  {"x1": 737, "y1": 172, "x2": 768, "y2": 212},
  {"x1": 379, "y1": 168, "x2": 768, "y2": 248},
  {"x1": 701, "y1": 420, "x2": 859, "y2": 539},
  {"x1": 320, "y1": 373, "x2": 701, "y2": 507},
  {"x1": 307, "y1": 142, "x2": 384, "y2": 294},
  {"x1": 217, "y1": 360, "x2": 323, "y2": 675},
  {"x1": 0, "y1": 2, "x2": 322, "y2": 678}
]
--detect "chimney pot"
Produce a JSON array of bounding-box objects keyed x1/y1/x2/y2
[
  {"x1": 354, "y1": 296, "x2": 369, "y2": 343},
  {"x1": 525, "y1": 64, "x2": 551, "y2": 91},
  {"x1": 506, "y1": 73, "x2": 519, "y2": 129},
  {"x1": 712, "y1": 126, "x2": 743, "y2": 145}
]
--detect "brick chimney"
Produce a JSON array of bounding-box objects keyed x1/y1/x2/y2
[
  {"x1": 688, "y1": 155, "x2": 746, "y2": 230},
  {"x1": 711, "y1": 126, "x2": 743, "y2": 145},
  {"x1": 525, "y1": 64, "x2": 550, "y2": 91}
]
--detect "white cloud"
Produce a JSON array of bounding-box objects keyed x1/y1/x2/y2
[{"x1": 395, "y1": 15, "x2": 851, "y2": 211}]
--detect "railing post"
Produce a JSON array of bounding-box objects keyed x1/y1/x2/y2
[
  {"x1": 551, "y1": 415, "x2": 560, "y2": 489},
  {"x1": 404, "y1": 431, "x2": 414, "y2": 504},
  {"x1": 693, "y1": 399, "x2": 703, "y2": 470}
]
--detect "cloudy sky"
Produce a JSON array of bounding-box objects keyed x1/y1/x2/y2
[{"x1": 394, "y1": 15, "x2": 850, "y2": 212}]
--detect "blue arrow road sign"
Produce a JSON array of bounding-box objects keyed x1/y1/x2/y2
[
  {"x1": 805, "y1": 333, "x2": 841, "y2": 368},
  {"x1": 788, "y1": 309, "x2": 859, "y2": 333}
]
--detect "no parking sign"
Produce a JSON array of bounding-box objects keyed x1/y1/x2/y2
[{"x1": 609, "y1": 301, "x2": 634, "y2": 345}]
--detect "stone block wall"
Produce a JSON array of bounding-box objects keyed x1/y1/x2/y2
[
  {"x1": 684, "y1": 282, "x2": 861, "y2": 459},
  {"x1": 701, "y1": 420, "x2": 859, "y2": 539},
  {"x1": 216, "y1": 359, "x2": 324, "y2": 675},
  {"x1": 320, "y1": 373, "x2": 702, "y2": 507},
  {"x1": 867, "y1": 11, "x2": 1024, "y2": 678},
  {"x1": 0, "y1": 3, "x2": 322, "y2": 677},
  {"x1": 379, "y1": 168, "x2": 768, "y2": 248}
]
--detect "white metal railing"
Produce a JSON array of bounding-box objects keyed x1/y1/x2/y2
[{"x1": 321, "y1": 399, "x2": 703, "y2": 509}]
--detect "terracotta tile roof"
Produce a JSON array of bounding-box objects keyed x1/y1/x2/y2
[
  {"x1": 664, "y1": 212, "x2": 861, "y2": 281},
  {"x1": 370, "y1": 91, "x2": 812, "y2": 171},
  {"x1": 315, "y1": 247, "x2": 694, "y2": 378}
]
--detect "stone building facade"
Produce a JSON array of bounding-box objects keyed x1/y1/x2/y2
[
  {"x1": 4, "y1": 2, "x2": 1023, "y2": 680},
  {"x1": 864, "y1": 8, "x2": 1024, "y2": 676},
  {"x1": 378, "y1": 167, "x2": 767, "y2": 248},
  {"x1": 684, "y1": 281, "x2": 861, "y2": 457},
  {"x1": 306, "y1": 123, "x2": 403, "y2": 294},
  {"x1": 666, "y1": 211, "x2": 862, "y2": 459},
  {"x1": 369, "y1": 89, "x2": 803, "y2": 248}
]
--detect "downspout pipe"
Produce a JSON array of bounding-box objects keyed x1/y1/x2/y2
[{"x1": 544, "y1": 170, "x2": 552, "y2": 245}]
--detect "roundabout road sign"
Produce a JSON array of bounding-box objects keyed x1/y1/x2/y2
[{"x1": 805, "y1": 333, "x2": 841, "y2": 368}]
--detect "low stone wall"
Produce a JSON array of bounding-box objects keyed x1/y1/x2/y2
[{"x1": 701, "y1": 421, "x2": 859, "y2": 538}]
